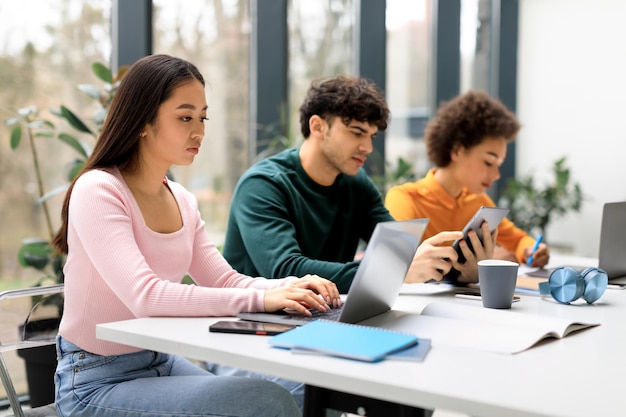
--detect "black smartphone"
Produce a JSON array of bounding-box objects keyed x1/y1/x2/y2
[
  {"x1": 209, "y1": 320, "x2": 295, "y2": 336},
  {"x1": 452, "y1": 206, "x2": 510, "y2": 264},
  {"x1": 443, "y1": 206, "x2": 510, "y2": 283},
  {"x1": 455, "y1": 291, "x2": 520, "y2": 302}
]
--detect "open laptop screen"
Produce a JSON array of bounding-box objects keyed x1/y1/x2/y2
[
  {"x1": 599, "y1": 201, "x2": 626, "y2": 280},
  {"x1": 237, "y1": 218, "x2": 428, "y2": 326}
]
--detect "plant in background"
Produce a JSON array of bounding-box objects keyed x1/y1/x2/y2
[
  {"x1": 498, "y1": 156, "x2": 584, "y2": 241},
  {"x1": 253, "y1": 102, "x2": 298, "y2": 163},
  {"x1": 3, "y1": 62, "x2": 126, "y2": 313},
  {"x1": 370, "y1": 156, "x2": 418, "y2": 197}
]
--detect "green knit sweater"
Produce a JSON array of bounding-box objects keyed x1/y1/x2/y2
[{"x1": 223, "y1": 148, "x2": 393, "y2": 293}]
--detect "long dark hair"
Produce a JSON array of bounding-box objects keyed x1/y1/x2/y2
[{"x1": 51, "y1": 54, "x2": 205, "y2": 254}]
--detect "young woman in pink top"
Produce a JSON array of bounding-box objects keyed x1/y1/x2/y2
[{"x1": 50, "y1": 54, "x2": 340, "y2": 417}]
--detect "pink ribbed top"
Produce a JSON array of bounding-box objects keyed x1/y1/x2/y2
[{"x1": 58, "y1": 167, "x2": 295, "y2": 355}]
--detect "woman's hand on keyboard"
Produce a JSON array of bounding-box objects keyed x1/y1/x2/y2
[{"x1": 264, "y1": 274, "x2": 341, "y2": 315}]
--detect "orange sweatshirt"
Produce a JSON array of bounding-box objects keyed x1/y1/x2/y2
[{"x1": 385, "y1": 169, "x2": 535, "y2": 263}]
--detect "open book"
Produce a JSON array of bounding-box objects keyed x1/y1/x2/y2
[{"x1": 382, "y1": 301, "x2": 599, "y2": 354}]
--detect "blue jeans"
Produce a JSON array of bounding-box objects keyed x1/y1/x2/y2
[
  {"x1": 55, "y1": 336, "x2": 301, "y2": 417},
  {"x1": 204, "y1": 363, "x2": 304, "y2": 409}
]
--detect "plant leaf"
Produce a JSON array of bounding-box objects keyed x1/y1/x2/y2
[
  {"x1": 17, "y1": 106, "x2": 37, "y2": 117},
  {"x1": 78, "y1": 83, "x2": 102, "y2": 100},
  {"x1": 66, "y1": 158, "x2": 86, "y2": 181},
  {"x1": 39, "y1": 184, "x2": 70, "y2": 203},
  {"x1": 10, "y1": 125, "x2": 22, "y2": 149},
  {"x1": 4, "y1": 116, "x2": 20, "y2": 126},
  {"x1": 92, "y1": 107, "x2": 108, "y2": 125},
  {"x1": 18, "y1": 239, "x2": 52, "y2": 270},
  {"x1": 60, "y1": 105, "x2": 93, "y2": 135},
  {"x1": 26, "y1": 120, "x2": 51, "y2": 130},
  {"x1": 92, "y1": 62, "x2": 113, "y2": 84},
  {"x1": 114, "y1": 65, "x2": 129, "y2": 82},
  {"x1": 58, "y1": 133, "x2": 89, "y2": 158}
]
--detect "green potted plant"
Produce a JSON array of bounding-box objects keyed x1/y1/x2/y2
[
  {"x1": 3, "y1": 62, "x2": 124, "y2": 407},
  {"x1": 498, "y1": 156, "x2": 584, "y2": 243}
]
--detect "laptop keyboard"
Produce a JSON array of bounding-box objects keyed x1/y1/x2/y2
[{"x1": 281, "y1": 304, "x2": 344, "y2": 322}]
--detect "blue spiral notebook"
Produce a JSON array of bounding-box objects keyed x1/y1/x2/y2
[{"x1": 269, "y1": 319, "x2": 418, "y2": 363}]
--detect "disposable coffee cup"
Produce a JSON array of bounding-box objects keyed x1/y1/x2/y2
[{"x1": 478, "y1": 259, "x2": 519, "y2": 309}]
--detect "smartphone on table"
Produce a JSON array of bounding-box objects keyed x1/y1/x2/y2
[
  {"x1": 455, "y1": 292, "x2": 520, "y2": 303},
  {"x1": 209, "y1": 320, "x2": 295, "y2": 336}
]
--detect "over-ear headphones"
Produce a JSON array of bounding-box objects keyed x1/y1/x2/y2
[{"x1": 538, "y1": 267, "x2": 608, "y2": 304}]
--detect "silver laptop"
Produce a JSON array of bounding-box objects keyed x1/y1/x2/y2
[
  {"x1": 237, "y1": 218, "x2": 428, "y2": 326},
  {"x1": 528, "y1": 201, "x2": 626, "y2": 280},
  {"x1": 598, "y1": 201, "x2": 626, "y2": 280}
]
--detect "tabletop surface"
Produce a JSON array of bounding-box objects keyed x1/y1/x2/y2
[{"x1": 96, "y1": 255, "x2": 626, "y2": 417}]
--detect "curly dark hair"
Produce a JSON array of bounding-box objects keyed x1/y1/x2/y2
[
  {"x1": 299, "y1": 74, "x2": 390, "y2": 138},
  {"x1": 426, "y1": 90, "x2": 520, "y2": 167}
]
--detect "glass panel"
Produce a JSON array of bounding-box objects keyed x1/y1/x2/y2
[
  {"x1": 287, "y1": 0, "x2": 354, "y2": 144},
  {"x1": 385, "y1": 0, "x2": 430, "y2": 190},
  {"x1": 153, "y1": 0, "x2": 250, "y2": 243},
  {"x1": 0, "y1": 0, "x2": 111, "y2": 399},
  {"x1": 0, "y1": 1, "x2": 110, "y2": 282},
  {"x1": 460, "y1": 0, "x2": 489, "y2": 93}
]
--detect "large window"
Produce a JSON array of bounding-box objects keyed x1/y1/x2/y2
[
  {"x1": 0, "y1": 0, "x2": 111, "y2": 285},
  {"x1": 460, "y1": 0, "x2": 483, "y2": 92},
  {"x1": 385, "y1": 0, "x2": 431, "y2": 185},
  {"x1": 287, "y1": 0, "x2": 355, "y2": 145},
  {"x1": 153, "y1": 0, "x2": 250, "y2": 242},
  {"x1": 0, "y1": 0, "x2": 111, "y2": 400}
]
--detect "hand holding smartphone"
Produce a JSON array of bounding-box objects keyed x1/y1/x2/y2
[
  {"x1": 443, "y1": 206, "x2": 509, "y2": 283},
  {"x1": 451, "y1": 206, "x2": 510, "y2": 264}
]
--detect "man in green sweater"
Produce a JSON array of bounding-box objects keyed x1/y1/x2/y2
[{"x1": 223, "y1": 74, "x2": 464, "y2": 293}]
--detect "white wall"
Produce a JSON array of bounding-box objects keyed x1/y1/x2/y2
[{"x1": 517, "y1": 0, "x2": 626, "y2": 257}]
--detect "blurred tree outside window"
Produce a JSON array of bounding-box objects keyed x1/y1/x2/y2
[
  {"x1": 287, "y1": 0, "x2": 354, "y2": 148},
  {"x1": 0, "y1": 0, "x2": 110, "y2": 285},
  {"x1": 0, "y1": 0, "x2": 111, "y2": 400}
]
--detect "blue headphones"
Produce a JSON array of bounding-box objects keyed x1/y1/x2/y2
[{"x1": 538, "y1": 267, "x2": 608, "y2": 304}]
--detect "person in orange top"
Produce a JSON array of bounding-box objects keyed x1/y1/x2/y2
[{"x1": 385, "y1": 90, "x2": 549, "y2": 283}]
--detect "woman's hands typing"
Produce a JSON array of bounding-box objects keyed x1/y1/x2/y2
[{"x1": 264, "y1": 274, "x2": 341, "y2": 316}]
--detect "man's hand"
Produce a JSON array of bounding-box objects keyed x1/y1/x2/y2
[
  {"x1": 452, "y1": 222, "x2": 497, "y2": 283},
  {"x1": 404, "y1": 231, "x2": 463, "y2": 283}
]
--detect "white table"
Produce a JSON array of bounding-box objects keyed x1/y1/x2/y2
[{"x1": 96, "y1": 255, "x2": 626, "y2": 417}]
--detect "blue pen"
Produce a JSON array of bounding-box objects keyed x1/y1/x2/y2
[{"x1": 527, "y1": 234, "x2": 543, "y2": 266}]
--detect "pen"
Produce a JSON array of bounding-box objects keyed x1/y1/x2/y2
[{"x1": 527, "y1": 234, "x2": 543, "y2": 266}]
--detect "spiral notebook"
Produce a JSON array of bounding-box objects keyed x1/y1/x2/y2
[{"x1": 269, "y1": 319, "x2": 418, "y2": 362}]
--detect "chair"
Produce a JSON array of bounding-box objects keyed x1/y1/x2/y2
[{"x1": 0, "y1": 284, "x2": 63, "y2": 417}]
